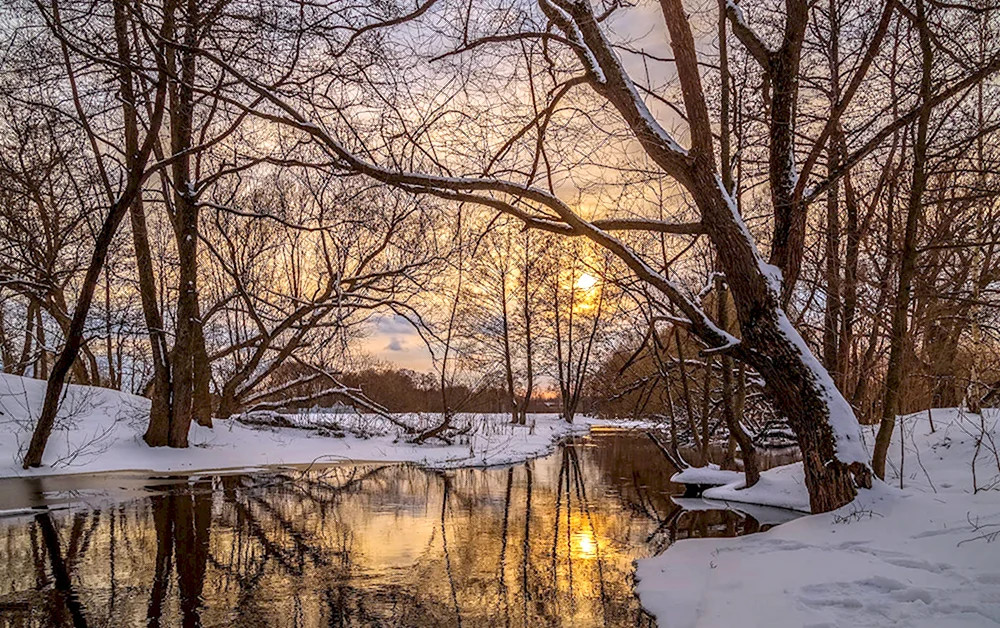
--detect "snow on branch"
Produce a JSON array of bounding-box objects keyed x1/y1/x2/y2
[
  {"x1": 537, "y1": 0, "x2": 607, "y2": 84},
  {"x1": 538, "y1": 0, "x2": 690, "y2": 161},
  {"x1": 725, "y1": 0, "x2": 773, "y2": 67},
  {"x1": 288, "y1": 359, "x2": 419, "y2": 434}
]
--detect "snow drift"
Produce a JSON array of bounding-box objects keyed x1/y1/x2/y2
[{"x1": 637, "y1": 408, "x2": 1000, "y2": 627}]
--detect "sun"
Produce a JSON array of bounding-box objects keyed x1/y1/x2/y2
[{"x1": 575, "y1": 272, "x2": 598, "y2": 291}]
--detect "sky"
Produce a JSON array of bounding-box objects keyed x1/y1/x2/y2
[
  {"x1": 358, "y1": 0, "x2": 715, "y2": 375},
  {"x1": 360, "y1": 315, "x2": 434, "y2": 372}
]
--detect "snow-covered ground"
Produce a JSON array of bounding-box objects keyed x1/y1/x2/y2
[
  {"x1": 0, "y1": 373, "x2": 622, "y2": 479},
  {"x1": 637, "y1": 407, "x2": 1000, "y2": 627}
]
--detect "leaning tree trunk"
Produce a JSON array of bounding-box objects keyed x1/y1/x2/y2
[
  {"x1": 21, "y1": 168, "x2": 159, "y2": 468},
  {"x1": 21, "y1": 60, "x2": 166, "y2": 467},
  {"x1": 660, "y1": 0, "x2": 871, "y2": 511},
  {"x1": 690, "y1": 163, "x2": 871, "y2": 512},
  {"x1": 22, "y1": 234, "x2": 122, "y2": 468},
  {"x1": 537, "y1": 0, "x2": 872, "y2": 510}
]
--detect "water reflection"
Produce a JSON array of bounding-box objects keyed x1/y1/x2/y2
[{"x1": 0, "y1": 429, "x2": 791, "y2": 627}]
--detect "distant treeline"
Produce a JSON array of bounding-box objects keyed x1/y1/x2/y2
[{"x1": 262, "y1": 364, "x2": 564, "y2": 415}]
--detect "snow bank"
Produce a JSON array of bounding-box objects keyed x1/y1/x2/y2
[
  {"x1": 671, "y1": 464, "x2": 742, "y2": 487},
  {"x1": 702, "y1": 462, "x2": 811, "y2": 512},
  {"x1": 637, "y1": 408, "x2": 1000, "y2": 628},
  {"x1": 0, "y1": 373, "x2": 611, "y2": 479}
]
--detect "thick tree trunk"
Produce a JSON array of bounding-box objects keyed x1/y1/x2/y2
[
  {"x1": 193, "y1": 319, "x2": 213, "y2": 428},
  {"x1": 112, "y1": 0, "x2": 174, "y2": 447},
  {"x1": 552, "y1": 0, "x2": 871, "y2": 509},
  {"x1": 165, "y1": 0, "x2": 210, "y2": 447},
  {"x1": 690, "y1": 163, "x2": 870, "y2": 511},
  {"x1": 763, "y1": 1, "x2": 810, "y2": 306},
  {"x1": 655, "y1": 0, "x2": 870, "y2": 511}
]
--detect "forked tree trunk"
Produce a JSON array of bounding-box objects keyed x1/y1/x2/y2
[
  {"x1": 192, "y1": 316, "x2": 213, "y2": 428},
  {"x1": 163, "y1": 0, "x2": 212, "y2": 448},
  {"x1": 689, "y1": 162, "x2": 870, "y2": 511},
  {"x1": 112, "y1": 0, "x2": 174, "y2": 447},
  {"x1": 560, "y1": 0, "x2": 868, "y2": 504},
  {"x1": 874, "y1": 0, "x2": 933, "y2": 479},
  {"x1": 657, "y1": 0, "x2": 872, "y2": 511}
]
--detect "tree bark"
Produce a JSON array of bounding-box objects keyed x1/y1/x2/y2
[
  {"x1": 874, "y1": 0, "x2": 933, "y2": 479},
  {"x1": 662, "y1": 0, "x2": 870, "y2": 510},
  {"x1": 112, "y1": 0, "x2": 174, "y2": 447},
  {"x1": 822, "y1": 0, "x2": 842, "y2": 379},
  {"x1": 21, "y1": 92, "x2": 165, "y2": 468},
  {"x1": 166, "y1": 0, "x2": 210, "y2": 447},
  {"x1": 516, "y1": 231, "x2": 535, "y2": 425},
  {"x1": 21, "y1": 0, "x2": 167, "y2": 468},
  {"x1": 764, "y1": 0, "x2": 811, "y2": 305}
]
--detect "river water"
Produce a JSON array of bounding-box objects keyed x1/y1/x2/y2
[{"x1": 0, "y1": 428, "x2": 796, "y2": 627}]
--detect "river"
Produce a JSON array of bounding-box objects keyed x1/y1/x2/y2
[{"x1": 0, "y1": 427, "x2": 798, "y2": 627}]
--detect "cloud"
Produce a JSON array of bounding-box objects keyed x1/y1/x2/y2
[
  {"x1": 385, "y1": 337, "x2": 405, "y2": 352},
  {"x1": 376, "y1": 315, "x2": 417, "y2": 335}
]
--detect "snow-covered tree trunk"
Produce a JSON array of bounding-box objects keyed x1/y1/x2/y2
[
  {"x1": 571, "y1": 0, "x2": 873, "y2": 511},
  {"x1": 688, "y1": 156, "x2": 872, "y2": 512}
]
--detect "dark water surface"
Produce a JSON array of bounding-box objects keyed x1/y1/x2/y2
[{"x1": 0, "y1": 428, "x2": 793, "y2": 627}]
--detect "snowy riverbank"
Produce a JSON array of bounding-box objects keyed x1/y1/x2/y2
[
  {"x1": 637, "y1": 407, "x2": 1000, "y2": 627},
  {"x1": 0, "y1": 373, "x2": 631, "y2": 479}
]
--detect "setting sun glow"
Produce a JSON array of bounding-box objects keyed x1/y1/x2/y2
[{"x1": 575, "y1": 273, "x2": 598, "y2": 291}]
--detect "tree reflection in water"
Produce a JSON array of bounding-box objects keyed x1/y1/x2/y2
[{"x1": 0, "y1": 430, "x2": 787, "y2": 627}]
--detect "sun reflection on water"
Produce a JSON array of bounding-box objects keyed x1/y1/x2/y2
[{"x1": 572, "y1": 529, "x2": 599, "y2": 559}]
